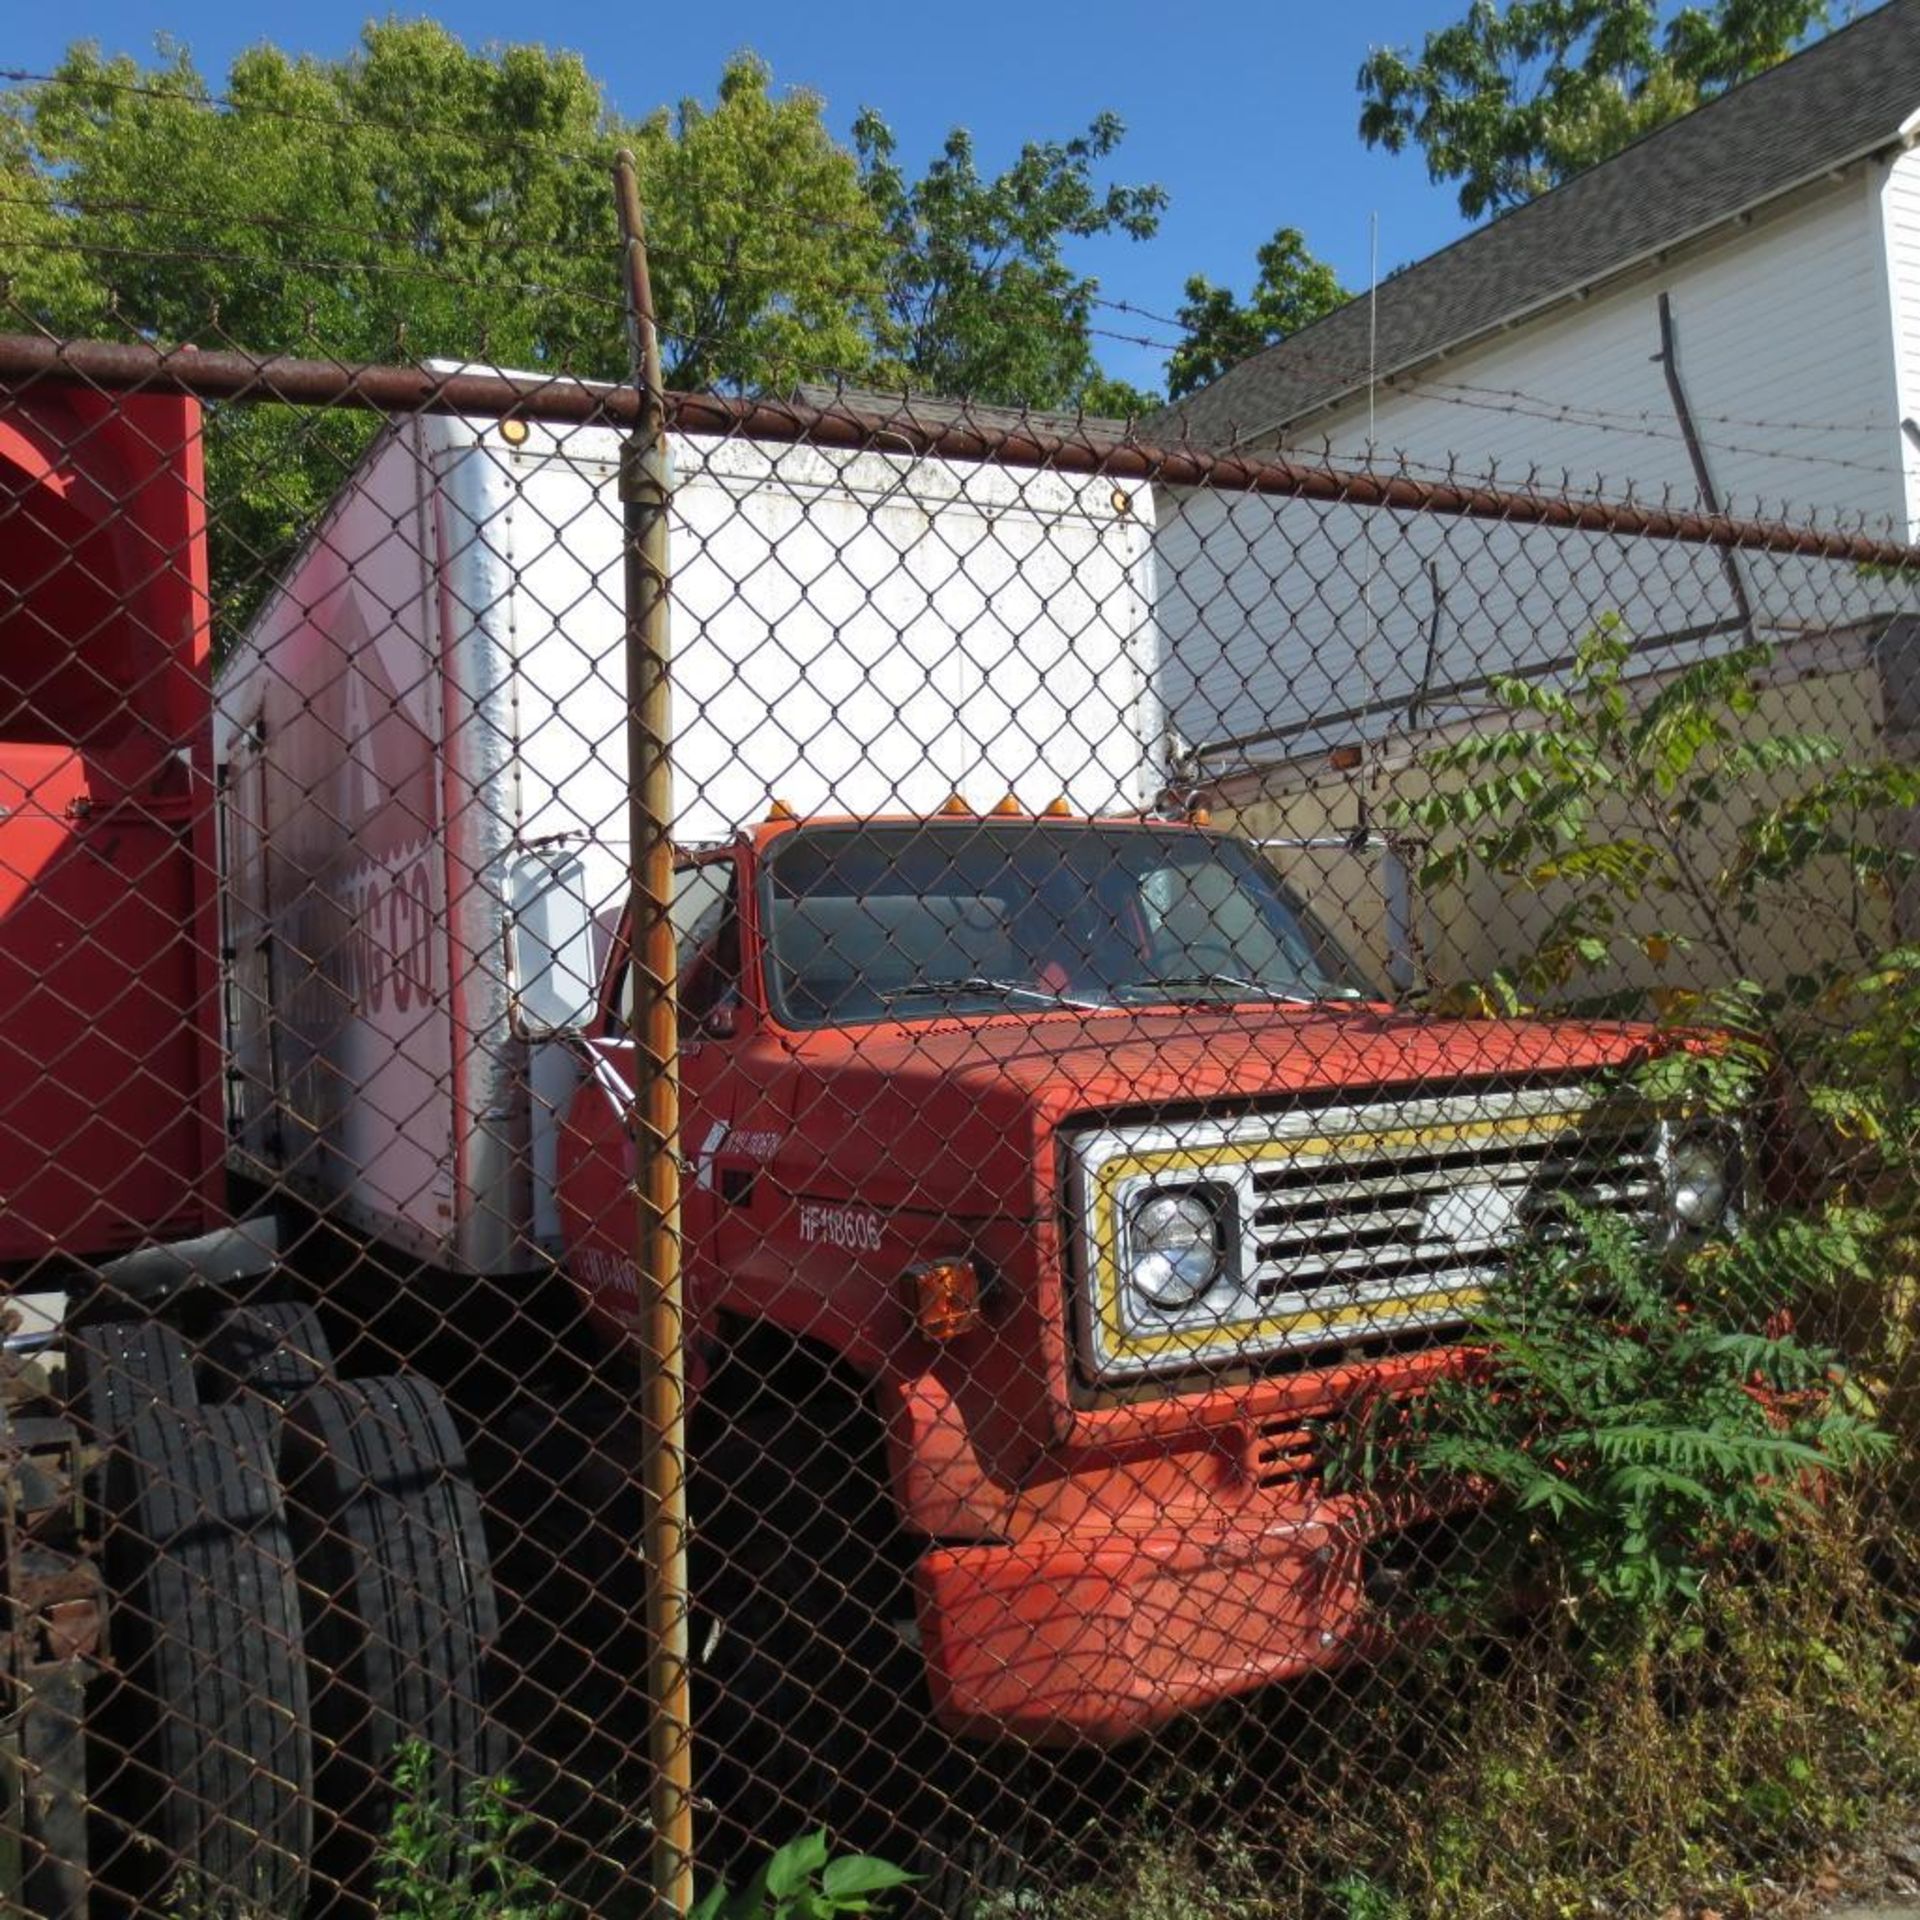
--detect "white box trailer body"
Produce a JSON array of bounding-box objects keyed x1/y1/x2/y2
[{"x1": 217, "y1": 409, "x2": 1163, "y2": 1274}]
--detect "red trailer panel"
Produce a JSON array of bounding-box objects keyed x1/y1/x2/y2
[{"x1": 0, "y1": 387, "x2": 222, "y2": 1266}]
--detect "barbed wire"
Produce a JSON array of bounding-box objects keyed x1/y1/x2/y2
[{"x1": 3, "y1": 69, "x2": 1913, "y2": 474}]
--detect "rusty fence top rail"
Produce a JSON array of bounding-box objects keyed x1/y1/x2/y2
[{"x1": 3, "y1": 329, "x2": 1917, "y2": 570}]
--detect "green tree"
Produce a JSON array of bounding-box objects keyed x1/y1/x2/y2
[
  {"x1": 2, "y1": 25, "x2": 1171, "y2": 616},
  {"x1": 2, "y1": 28, "x2": 886, "y2": 624},
  {"x1": 0, "y1": 114, "x2": 97, "y2": 328},
  {"x1": 1075, "y1": 369, "x2": 1164, "y2": 422},
  {"x1": 854, "y1": 108, "x2": 1166, "y2": 409},
  {"x1": 1358, "y1": 0, "x2": 1829, "y2": 221},
  {"x1": 1166, "y1": 225, "x2": 1347, "y2": 400},
  {"x1": 630, "y1": 56, "x2": 888, "y2": 391},
  {"x1": 8, "y1": 30, "x2": 884, "y2": 383}
]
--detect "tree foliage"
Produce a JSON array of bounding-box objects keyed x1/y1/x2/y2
[
  {"x1": 7, "y1": 29, "x2": 884, "y2": 385},
  {"x1": 1358, "y1": 0, "x2": 1829, "y2": 220},
  {"x1": 3, "y1": 27, "x2": 1174, "y2": 403},
  {"x1": 854, "y1": 108, "x2": 1166, "y2": 410},
  {"x1": 0, "y1": 25, "x2": 1171, "y2": 621},
  {"x1": 1166, "y1": 226, "x2": 1347, "y2": 401},
  {"x1": 1390, "y1": 620, "x2": 1920, "y2": 1024}
]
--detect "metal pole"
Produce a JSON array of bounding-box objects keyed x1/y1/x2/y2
[{"x1": 612, "y1": 148, "x2": 693, "y2": 1920}]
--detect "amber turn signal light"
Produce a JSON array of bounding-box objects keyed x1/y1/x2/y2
[{"x1": 905, "y1": 1258, "x2": 984, "y2": 1341}]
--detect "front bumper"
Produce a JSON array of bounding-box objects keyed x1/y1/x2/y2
[{"x1": 916, "y1": 1496, "x2": 1387, "y2": 1745}]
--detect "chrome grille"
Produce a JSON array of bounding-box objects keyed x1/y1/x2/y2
[
  {"x1": 1247, "y1": 1120, "x2": 1663, "y2": 1306},
  {"x1": 1068, "y1": 1084, "x2": 1670, "y2": 1382}
]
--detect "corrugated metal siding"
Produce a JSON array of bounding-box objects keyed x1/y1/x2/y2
[
  {"x1": 1158, "y1": 182, "x2": 1907, "y2": 765},
  {"x1": 1885, "y1": 144, "x2": 1920, "y2": 535}
]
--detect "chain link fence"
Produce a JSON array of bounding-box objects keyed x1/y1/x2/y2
[{"x1": 5, "y1": 144, "x2": 1920, "y2": 1920}]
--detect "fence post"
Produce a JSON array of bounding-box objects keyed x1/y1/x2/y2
[{"x1": 612, "y1": 147, "x2": 694, "y2": 1920}]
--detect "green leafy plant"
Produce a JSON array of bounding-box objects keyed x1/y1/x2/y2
[
  {"x1": 1328, "y1": 1208, "x2": 1889, "y2": 1634},
  {"x1": 1325, "y1": 1869, "x2": 1412, "y2": 1920},
  {"x1": 1396, "y1": 622, "x2": 1920, "y2": 1198},
  {"x1": 1394, "y1": 623, "x2": 1861, "y2": 1014},
  {"x1": 374, "y1": 1742, "x2": 562, "y2": 1920},
  {"x1": 692, "y1": 1829, "x2": 916, "y2": 1920}
]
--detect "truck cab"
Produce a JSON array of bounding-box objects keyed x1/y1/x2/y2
[{"x1": 556, "y1": 803, "x2": 1693, "y2": 1743}]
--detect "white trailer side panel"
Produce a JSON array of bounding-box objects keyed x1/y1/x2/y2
[
  {"x1": 477, "y1": 419, "x2": 1160, "y2": 860},
  {"x1": 218, "y1": 421, "x2": 462, "y2": 1263},
  {"x1": 221, "y1": 410, "x2": 1163, "y2": 1273}
]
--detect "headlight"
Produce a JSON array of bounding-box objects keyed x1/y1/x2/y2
[
  {"x1": 1669, "y1": 1134, "x2": 1732, "y2": 1230},
  {"x1": 1126, "y1": 1190, "x2": 1225, "y2": 1309}
]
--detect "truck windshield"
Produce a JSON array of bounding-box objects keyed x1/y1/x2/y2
[{"x1": 760, "y1": 821, "x2": 1372, "y2": 1028}]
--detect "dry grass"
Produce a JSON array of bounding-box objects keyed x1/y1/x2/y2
[{"x1": 1042, "y1": 1504, "x2": 1920, "y2": 1920}]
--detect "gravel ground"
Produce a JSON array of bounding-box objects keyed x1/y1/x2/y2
[{"x1": 1809, "y1": 1830, "x2": 1920, "y2": 1920}]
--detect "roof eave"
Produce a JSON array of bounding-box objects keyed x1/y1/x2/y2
[{"x1": 1233, "y1": 129, "x2": 1916, "y2": 448}]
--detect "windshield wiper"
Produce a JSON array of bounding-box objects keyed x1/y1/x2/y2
[
  {"x1": 877, "y1": 976, "x2": 1106, "y2": 1012},
  {"x1": 1117, "y1": 972, "x2": 1364, "y2": 1006}
]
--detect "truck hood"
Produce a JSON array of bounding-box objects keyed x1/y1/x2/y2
[{"x1": 776, "y1": 1004, "x2": 1660, "y2": 1217}]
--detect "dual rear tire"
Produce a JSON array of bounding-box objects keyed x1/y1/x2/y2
[{"x1": 66, "y1": 1312, "x2": 500, "y2": 1916}]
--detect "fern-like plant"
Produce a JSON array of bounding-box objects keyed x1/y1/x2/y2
[{"x1": 1327, "y1": 1208, "x2": 1890, "y2": 1638}]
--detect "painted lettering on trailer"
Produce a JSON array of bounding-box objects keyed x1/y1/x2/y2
[
  {"x1": 340, "y1": 853, "x2": 437, "y2": 1013},
  {"x1": 797, "y1": 1203, "x2": 886, "y2": 1253}
]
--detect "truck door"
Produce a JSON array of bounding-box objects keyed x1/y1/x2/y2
[{"x1": 558, "y1": 851, "x2": 744, "y2": 1349}]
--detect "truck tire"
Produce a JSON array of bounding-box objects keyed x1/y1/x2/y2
[
  {"x1": 694, "y1": 1383, "x2": 1033, "y2": 1918},
  {"x1": 693, "y1": 1390, "x2": 930, "y2": 1868},
  {"x1": 277, "y1": 1375, "x2": 502, "y2": 1894},
  {"x1": 66, "y1": 1318, "x2": 198, "y2": 1443},
  {"x1": 94, "y1": 1400, "x2": 313, "y2": 1916},
  {"x1": 201, "y1": 1299, "x2": 335, "y2": 1402}
]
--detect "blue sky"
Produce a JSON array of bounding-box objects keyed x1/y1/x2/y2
[{"x1": 10, "y1": 1, "x2": 1479, "y2": 391}]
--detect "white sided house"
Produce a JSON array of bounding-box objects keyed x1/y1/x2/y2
[
  {"x1": 1152, "y1": 0, "x2": 1920, "y2": 775},
  {"x1": 1147, "y1": 0, "x2": 1920, "y2": 987}
]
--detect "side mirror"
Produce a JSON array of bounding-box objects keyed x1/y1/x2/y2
[{"x1": 508, "y1": 847, "x2": 600, "y2": 1034}]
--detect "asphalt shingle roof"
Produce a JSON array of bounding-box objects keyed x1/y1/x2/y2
[{"x1": 1151, "y1": 0, "x2": 1920, "y2": 448}]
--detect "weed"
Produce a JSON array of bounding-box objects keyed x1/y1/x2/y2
[
  {"x1": 1053, "y1": 1503, "x2": 1920, "y2": 1920},
  {"x1": 692, "y1": 1827, "x2": 916, "y2": 1920},
  {"x1": 374, "y1": 1741, "x2": 562, "y2": 1920},
  {"x1": 1324, "y1": 1208, "x2": 1889, "y2": 1638}
]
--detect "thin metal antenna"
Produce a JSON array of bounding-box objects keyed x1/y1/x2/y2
[
  {"x1": 1361, "y1": 209, "x2": 1381, "y2": 672},
  {"x1": 1368, "y1": 209, "x2": 1380, "y2": 458}
]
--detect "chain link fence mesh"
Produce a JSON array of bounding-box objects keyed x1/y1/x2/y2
[{"x1": 5, "y1": 147, "x2": 1920, "y2": 1920}]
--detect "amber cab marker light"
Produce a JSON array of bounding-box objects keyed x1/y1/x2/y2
[
  {"x1": 765, "y1": 797, "x2": 796, "y2": 821},
  {"x1": 938, "y1": 794, "x2": 971, "y2": 817},
  {"x1": 1188, "y1": 804, "x2": 1212, "y2": 827},
  {"x1": 990, "y1": 794, "x2": 1023, "y2": 817},
  {"x1": 907, "y1": 1258, "x2": 984, "y2": 1342},
  {"x1": 1043, "y1": 796, "x2": 1072, "y2": 817}
]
